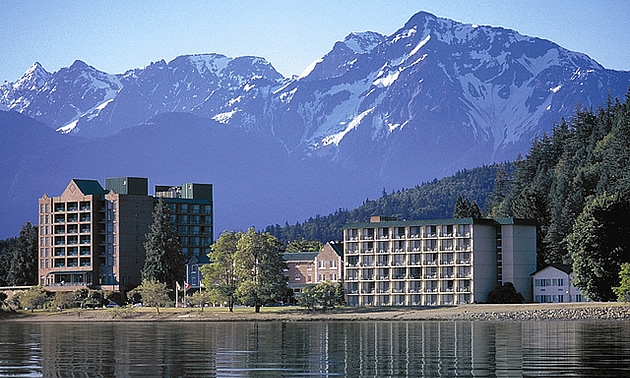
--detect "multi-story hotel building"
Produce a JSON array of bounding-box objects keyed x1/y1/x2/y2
[
  {"x1": 38, "y1": 177, "x2": 213, "y2": 292},
  {"x1": 342, "y1": 216, "x2": 536, "y2": 306}
]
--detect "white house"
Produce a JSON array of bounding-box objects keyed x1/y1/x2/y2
[{"x1": 531, "y1": 264, "x2": 586, "y2": 303}]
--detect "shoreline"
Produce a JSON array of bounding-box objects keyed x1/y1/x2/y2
[{"x1": 2, "y1": 302, "x2": 630, "y2": 323}]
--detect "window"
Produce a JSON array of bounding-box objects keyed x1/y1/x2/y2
[
  {"x1": 295, "y1": 274, "x2": 300, "y2": 281},
  {"x1": 307, "y1": 274, "x2": 312, "y2": 282},
  {"x1": 319, "y1": 260, "x2": 324, "y2": 268},
  {"x1": 552, "y1": 278, "x2": 564, "y2": 286},
  {"x1": 330, "y1": 273, "x2": 336, "y2": 281},
  {"x1": 535, "y1": 279, "x2": 552, "y2": 287},
  {"x1": 181, "y1": 204, "x2": 188, "y2": 213},
  {"x1": 331, "y1": 260, "x2": 337, "y2": 268}
]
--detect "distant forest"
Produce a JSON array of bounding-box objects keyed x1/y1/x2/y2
[
  {"x1": 265, "y1": 162, "x2": 513, "y2": 243},
  {"x1": 267, "y1": 90, "x2": 630, "y2": 301}
]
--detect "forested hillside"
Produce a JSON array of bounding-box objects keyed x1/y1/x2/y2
[
  {"x1": 266, "y1": 163, "x2": 510, "y2": 243},
  {"x1": 488, "y1": 91, "x2": 630, "y2": 301}
]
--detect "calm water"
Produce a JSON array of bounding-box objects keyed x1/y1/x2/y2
[{"x1": 1, "y1": 320, "x2": 630, "y2": 377}]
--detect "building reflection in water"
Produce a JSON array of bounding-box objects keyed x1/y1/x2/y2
[{"x1": 3, "y1": 319, "x2": 628, "y2": 376}]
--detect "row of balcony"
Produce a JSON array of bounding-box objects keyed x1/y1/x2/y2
[
  {"x1": 347, "y1": 287, "x2": 471, "y2": 295},
  {"x1": 346, "y1": 273, "x2": 472, "y2": 281},
  {"x1": 346, "y1": 232, "x2": 471, "y2": 241},
  {"x1": 346, "y1": 246, "x2": 471, "y2": 254},
  {"x1": 53, "y1": 202, "x2": 92, "y2": 213},
  {"x1": 346, "y1": 260, "x2": 471, "y2": 267}
]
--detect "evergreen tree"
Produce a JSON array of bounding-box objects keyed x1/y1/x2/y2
[
  {"x1": 567, "y1": 192, "x2": 630, "y2": 301},
  {"x1": 0, "y1": 238, "x2": 16, "y2": 286},
  {"x1": 285, "y1": 239, "x2": 323, "y2": 253},
  {"x1": 7, "y1": 222, "x2": 38, "y2": 286},
  {"x1": 235, "y1": 228, "x2": 288, "y2": 313},
  {"x1": 142, "y1": 199, "x2": 183, "y2": 292},
  {"x1": 200, "y1": 230, "x2": 243, "y2": 312}
]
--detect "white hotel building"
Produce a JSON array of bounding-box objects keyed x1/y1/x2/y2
[{"x1": 342, "y1": 216, "x2": 536, "y2": 306}]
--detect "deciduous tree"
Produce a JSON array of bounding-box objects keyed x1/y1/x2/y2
[
  {"x1": 613, "y1": 263, "x2": 630, "y2": 302},
  {"x1": 138, "y1": 279, "x2": 171, "y2": 314},
  {"x1": 235, "y1": 228, "x2": 288, "y2": 313},
  {"x1": 200, "y1": 231, "x2": 242, "y2": 312},
  {"x1": 20, "y1": 286, "x2": 50, "y2": 311}
]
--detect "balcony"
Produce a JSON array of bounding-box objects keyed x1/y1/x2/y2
[
  {"x1": 392, "y1": 288, "x2": 405, "y2": 293},
  {"x1": 440, "y1": 260, "x2": 455, "y2": 265},
  {"x1": 424, "y1": 274, "x2": 438, "y2": 279},
  {"x1": 424, "y1": 288, "x2": 438, "y2": 293},
  {"x1": 457, "y1": 287, "x2": 471, "y2": 292},
  {"x1": 441, "y1": 287, "x2": 455, "y2": 293}
]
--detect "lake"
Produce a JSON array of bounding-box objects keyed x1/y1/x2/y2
[{"x1": 1, "y1": 320, "x2": 630, "y2": 376}]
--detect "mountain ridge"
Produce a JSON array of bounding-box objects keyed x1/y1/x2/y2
[{"x1": 1, "y1": 10, "x2": 629, "y2": 239}]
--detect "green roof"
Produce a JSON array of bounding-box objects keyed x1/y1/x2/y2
[
  {"x1": 282, "y1": 252, "x2": 318, "y2": 262},
  {"x1": 72, "y1": 180, "x2": 106, "y2": 196},
  {"x1": 342, "y1": 217, "x2": 534, "y2": 229}
]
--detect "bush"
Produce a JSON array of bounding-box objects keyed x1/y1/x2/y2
[{"x1": 486, "y1": 282, "x2": 525, "y2": 304}]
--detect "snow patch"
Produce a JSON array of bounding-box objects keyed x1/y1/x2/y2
[
  {"x1": 373, "y1": 70, "x2": 400, "y2": 88},
  {"x1": 321, "y1": 107, "x2": 375, "y2": 146},
  {"x1": 212, "y1": 110, "x2": 238, "y2": 124},
  {"x1": 550, "y1": 85, "x2": 562, "y2": 93},
  {"x1": 299, "y1": 59, "x2": 323, "y2": 78},
  {"x1": 409, "y1": 34, "x2": 431, "y2": 57},
  {"x1": 57, "y1": 120, "x2": 79, "y2": 134}
]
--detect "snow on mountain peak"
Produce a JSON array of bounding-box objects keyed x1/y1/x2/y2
[
  {"x1": 178, "y1": 53, "x2": 232, "y2": 76},
  {"x1": 13, "y1": 62, "x2": 51, "y2": 91},
  {"x1": 342, "y1": 31, "x2": 386, "y2": 54}
]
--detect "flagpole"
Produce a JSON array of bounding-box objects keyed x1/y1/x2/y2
[{"x1": 176, "y1": 282, "x2": 179, "y2": 308}]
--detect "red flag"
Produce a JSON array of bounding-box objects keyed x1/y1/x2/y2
[{"x1": 185, "y1": 282, "x2": 191, "y2": 290}]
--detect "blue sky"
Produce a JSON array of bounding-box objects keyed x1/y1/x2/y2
[{"x1": 1, "y1": 0, "x2": 628, "y2": 83}]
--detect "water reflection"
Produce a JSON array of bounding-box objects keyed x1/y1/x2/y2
[{"x1": 1, "y1": 320, "x2": 629, "y2": 376}]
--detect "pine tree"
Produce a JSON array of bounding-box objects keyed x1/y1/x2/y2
[
  {"x1": 7, "y1": 222, "x2": 38, "y2": 286},
  {"x1": 142, "y1": 199, "x2": 183, "y2": 292},
  {"x1": 567, "y1": 192, "x2": 630, "y2": 301}
]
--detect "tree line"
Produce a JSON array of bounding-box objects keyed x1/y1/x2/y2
[
  {"x1": 0, "y1": 222, "x2": 38, "y2": 287},
  {"x1": 265, "y1": 163, "x2": 508, "y2": 243},
  {"x1": 486, "y1": 91, "x2": 630, "y2": 301}
]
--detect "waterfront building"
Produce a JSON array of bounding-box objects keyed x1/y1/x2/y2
[
  {"x1": 531, "y1": 264, "x2": 585, "y2": 303},
  {"x1": 37, "y1": 177, "x2": 213, "y2": 292},
  {"x1": 283, "y1": 242, "x2": 344, "y2": 295},
  {"x1": 342, "y1": 216, "x2": 536, "y2": 306}
]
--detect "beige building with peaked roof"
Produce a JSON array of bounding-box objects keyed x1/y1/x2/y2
[{"x1": 38, "y1": 177, "x2": 213, "y2": 292}]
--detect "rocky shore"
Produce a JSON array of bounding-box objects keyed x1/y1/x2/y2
[
  {"x1": 2, "y1": 303, "x2": 630, "y2": 322},
  {"x1": 441, "y1": 305, "x2": 630, "y2": 321}
]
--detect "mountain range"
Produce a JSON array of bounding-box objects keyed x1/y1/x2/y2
[{"x1": 1, "y1": 11, "x2": 629, "y2": 239}]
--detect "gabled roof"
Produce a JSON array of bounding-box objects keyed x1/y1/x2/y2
[
  {"x1": 72, "y1": 179, "x2": 106, "y2": 196},
  {"x1": 530, "y1": 263, "x2": 573, "y2": 276},
  {"x1": 328, "y1": 242, "x2": 343, "y2": 257},
  {"x1": 282, "y1": 252, "x2": 318, "y2": 262}
]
